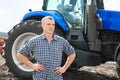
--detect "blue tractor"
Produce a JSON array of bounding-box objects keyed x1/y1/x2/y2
[{"x1": 4, "y1": 0, "x2": 120, "y2": 79}]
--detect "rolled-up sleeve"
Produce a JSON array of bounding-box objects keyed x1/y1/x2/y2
[
  {"x1": 18, "y1": 39, "x2": 34, "y2": 56},
  {"x1": 63, "y1": 40, "x2": 75, "y2": 55}
]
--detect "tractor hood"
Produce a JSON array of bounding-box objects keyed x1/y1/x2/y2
[{"x1": 97, "y1": 9, "x2": 120, "y2": 31}]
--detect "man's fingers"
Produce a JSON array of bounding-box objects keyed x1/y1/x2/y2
[
  {"x1": 37, "y1": 67, "x2": 44, "y2": 72},
  {"x1": 34, "y1": 64, "x2": 44, "y2": 72},
  {"x1": 39, "y1": 64, "x2": 44, "y2": 68},
  {"x1": 38, "y1": 64, "x2": 44, "y2": 71},
  {"x1": 55, "y1": 70, "x2": 62, "y2": 75},
  {"x1": 55, "y1": 67, "x2": 62, "y2": 75}
]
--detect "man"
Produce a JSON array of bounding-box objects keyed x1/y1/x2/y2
[{"x1": 17, "y1": 16, "x2": 76, "y2": 80}]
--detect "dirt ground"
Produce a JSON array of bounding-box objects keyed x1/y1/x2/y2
[
  {"x1": 63, "y1": 61, "x2": 119, "y2": 80},
  {"x1": 0, "y1": 61, "x2": 120, "y2": 80}
]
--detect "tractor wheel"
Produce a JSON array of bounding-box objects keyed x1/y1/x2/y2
[
  {"x1": 4, "y1": 20, "x2": 42, "y2": 79},
  {"x1": 4, "y1": 20, "x2": 66, "y2": 79},
  {"x1": 116, "y1": 52, "x2": 120, "y2": 77}
]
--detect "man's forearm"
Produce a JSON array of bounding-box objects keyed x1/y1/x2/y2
[
  {"x1": 17, "y1": 53, "x2": 34, "y2": 69},
  {"x1": 63, "y1": 53, "x2": 76, "y2": 70}
]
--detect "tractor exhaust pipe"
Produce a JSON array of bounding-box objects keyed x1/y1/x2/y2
[{"x1": 87, "y1": 2, "x2": 101, "y2": 51}]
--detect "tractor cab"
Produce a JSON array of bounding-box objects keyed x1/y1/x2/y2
[{"x1": 43, "y1": 0, "x2": 84, "y2": 29}]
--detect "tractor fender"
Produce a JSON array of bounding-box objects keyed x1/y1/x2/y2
[
  {"x1": 114, "y1": 43, "x2": 120, "y2": 61},
  {"x1": 22, "y1": 11, "x2": 69, "y2": 32}
]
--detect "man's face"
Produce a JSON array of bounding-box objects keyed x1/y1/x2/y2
[{"x1": 42, "y1": 19, "x2": 55, "y2": 34}]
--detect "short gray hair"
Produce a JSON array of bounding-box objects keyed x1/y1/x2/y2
[{"x1": 41, "y1": 16, "x2": 54, "y2": 24}]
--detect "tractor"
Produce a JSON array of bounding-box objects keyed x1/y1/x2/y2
[{"x1": 4, "y1": 0, "x2": 120, "y2": 79}]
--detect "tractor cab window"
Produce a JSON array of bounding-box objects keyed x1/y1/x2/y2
[{"x1": 46, "y1": 0, "x2": 84, "y2": 29}]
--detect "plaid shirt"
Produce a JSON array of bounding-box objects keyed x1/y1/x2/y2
[{"x1": 19, "y1": 33, "x2": 75, "y2": 80}]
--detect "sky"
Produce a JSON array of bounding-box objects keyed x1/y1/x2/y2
[
  {"x1": 0, "y1": 0, "x2": 120, "y2": 33},
  {"x1": 0, "y1": 0, "x2": 43, "y2": 32}
]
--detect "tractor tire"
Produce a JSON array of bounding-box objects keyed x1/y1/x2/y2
[
  {"x1": 4, "y1": 20, "x2": 42, "y2": 79},
  {"x1": 116, "y1": 52, "x2": 120, "y2": 77},
  {"x1": 4, "y1": 20, "x2": 65, "y2": 79}
]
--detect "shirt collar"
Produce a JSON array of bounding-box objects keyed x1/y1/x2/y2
[{"x1": 41, "y1": 33, "x2": 57, "y2": 41}]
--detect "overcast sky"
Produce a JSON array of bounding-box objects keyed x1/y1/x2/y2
[
  {"x1": 0, "y1": 0, "x2": 120, "y2": 32},
  {"x1": 0, "y1": 0, "x2": 43, "y2": 32}
]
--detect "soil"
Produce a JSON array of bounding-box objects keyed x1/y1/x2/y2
[
  {"x1": 63, "y1": 61, "x2": 119, "y2": 80},
  {"x1": 0, "y1": 61, "x2": 120, "y2": 80}
]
